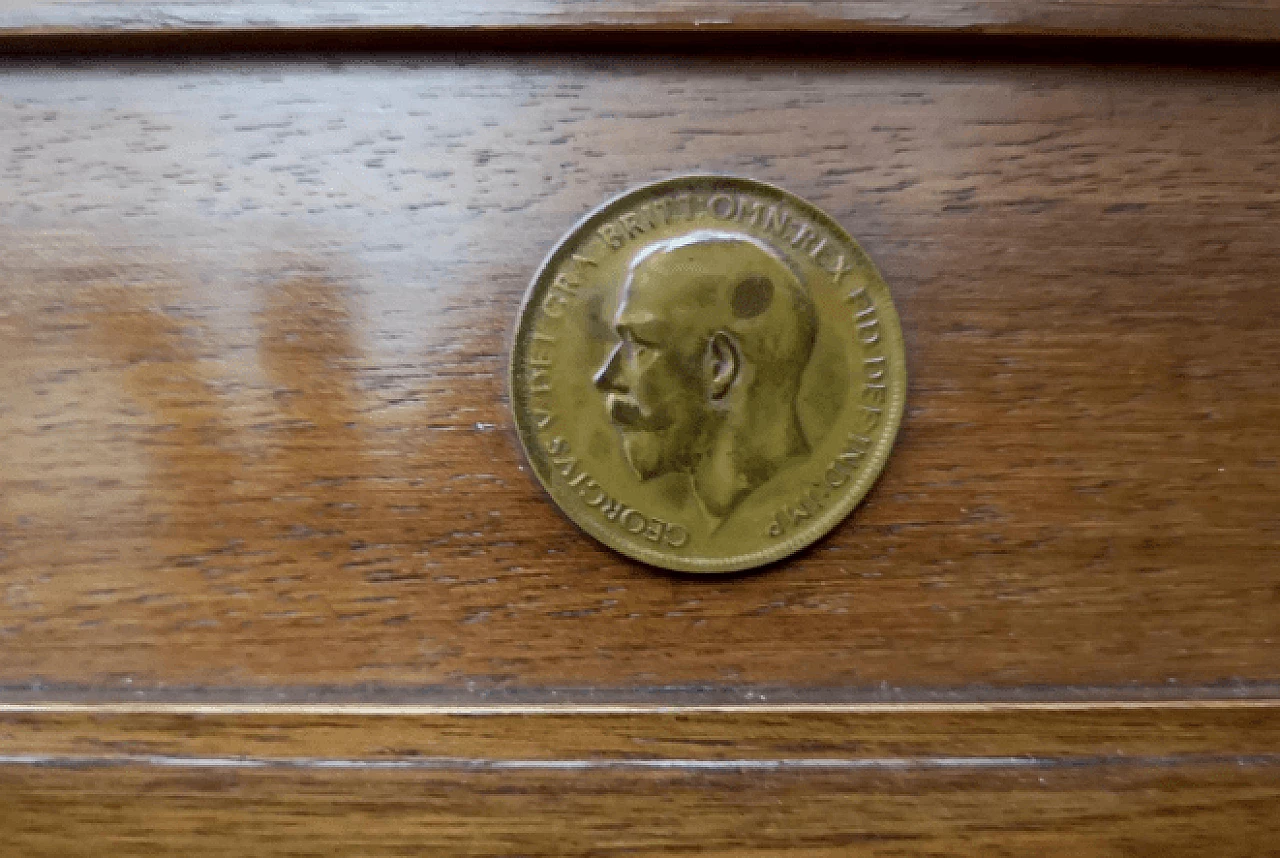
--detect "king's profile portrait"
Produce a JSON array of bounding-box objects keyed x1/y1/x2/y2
[{"x1": 593, "y1": 230, "x2": 818, "y2": 523}]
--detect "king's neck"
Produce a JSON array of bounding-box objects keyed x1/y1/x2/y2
[{"x1": 692, "y1": 400, "x2": 807, "y2": 521}]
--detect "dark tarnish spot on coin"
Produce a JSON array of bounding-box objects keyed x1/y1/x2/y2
[
  {"x1": 584, "y1": 291, "x2": 613, "y2": 342},
  {"x1": 588, "y1": 428, "x2": 614, "y2": 461},
  {"x1": 731, "y1": 275, "x2": 773, "y2": 319},
  {"x1": 658, "y1": 472, "x2": 691, "y2": 508}
]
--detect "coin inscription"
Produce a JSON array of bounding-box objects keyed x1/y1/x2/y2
[{"x1": 511, "y1": 176, "x2": 906, "y2": 572}]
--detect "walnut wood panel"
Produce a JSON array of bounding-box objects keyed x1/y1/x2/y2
[
  {"x1": 5, "y1": 0, "x2": 1280, "y2": 44},
  {"x1": 3, "y1": 704, "x2": 1280, "y2": 760},
  {"x1": 2, "y1": 58, "x2": 1278, "y2": 698},
  {"x1": 3, "y1": 761, "x2": 1279, "y2": 856}
]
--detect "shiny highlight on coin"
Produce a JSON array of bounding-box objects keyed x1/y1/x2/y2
[{"x1": 510, "y1": 175, "x2": 906, "y2": 572}]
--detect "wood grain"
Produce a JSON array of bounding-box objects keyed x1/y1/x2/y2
[
  {"x1": 4, "y1": 704, "x2": 1280, "y2": 760},
  {"x1": 4, "y1": 704, "x2": 1276, "y2": 851},
  {"x1": 1, "y1": 11, "x2": 1278, "y2": 853},
  {"x1": 4, "y1": 0, "x2": 1280, "y2": 45},
  {"x1": 2, "y1": 58, "x2": 1278, "y2": 698},
  {"x1": 3, "y1": 761, "x2": 1278, "y2": 856}
]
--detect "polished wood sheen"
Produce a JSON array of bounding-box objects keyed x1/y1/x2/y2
[
  {"x1": 1, "y1": 59, "x2": 1278, "y2": 694},
  {"x1": 5, "y1": 764, "x2": 1279, "y2": 856},
  {"x1": 3, "y1": 703, "x2": 1280, "y2": 759},
  {"x1": 4, "y1": 0, "x2": 1280, "y2": 43},
  {"x1": 1, "y1": 10, "x2": 1278, "y2": 852}
]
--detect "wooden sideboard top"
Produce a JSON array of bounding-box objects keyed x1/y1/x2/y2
[
  {"x1": 1, "y1": 57, "x2": 1277, "y2": 700},
  {"x1": 1, "y1": 18, "x2": 1277, "y2": 854}
]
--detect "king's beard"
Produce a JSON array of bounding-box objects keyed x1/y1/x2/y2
[{"x1": 620, "y1": 429, "x2": 666, "y2": 481}]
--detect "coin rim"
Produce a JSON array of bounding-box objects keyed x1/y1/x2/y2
[{"x1": 509, "y1": 174, "x2": 907, "y2": 573}]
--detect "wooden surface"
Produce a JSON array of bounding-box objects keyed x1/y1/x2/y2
[
  {"x1": 5, "y1": 761, "x2": 1280, "y2": 856},
  {"x1": 1, "y1": 18, "x2": 1278, "y2": 855},
  {"x1": 3, "y1": 704, "x2": 1279, "y2": 856},
  {"x1": 2, "y1": 58, "x2": 1278, "y2": 697},
  {"x1": 3, "y1": 703, "x2": 1280, "y2": 759},
  {"x1": 5, "y1": 0, "x2": 1280, "y2": 45}
]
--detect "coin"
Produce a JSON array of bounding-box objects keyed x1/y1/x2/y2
[{"x1": 510, "y1": 175, "x2": 906, "y2": 573}]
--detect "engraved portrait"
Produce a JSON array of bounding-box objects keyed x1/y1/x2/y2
[{"x1": 594, "y1": 230, "x2": 819, "y2": 521}]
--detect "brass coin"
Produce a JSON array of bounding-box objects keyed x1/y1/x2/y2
[{"x1": 510, "y1": 175, "x2": 906, "y2": 572}]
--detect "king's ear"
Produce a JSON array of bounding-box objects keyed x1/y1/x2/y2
[{"x1": 706, "y1": 330, "x2": 740, "y2": 402}]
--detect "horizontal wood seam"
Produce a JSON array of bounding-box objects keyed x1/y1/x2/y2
[
  {"x1": 8, "y1": 704, "x2": 1275, "y2": 771},
  {"x1": 5, "y1": 752, "x2": 1280, "y2": 772},
  {"x1": 2, "y1": 28, "x2": 1280, "y2": 63},
  {"x1": 5, "y1": 700, "x2": 1280, "y2": 715}
]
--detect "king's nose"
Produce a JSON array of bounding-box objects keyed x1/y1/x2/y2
[{"x1": 593, "y1": 342, "x2": 625, "y2": 392}]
